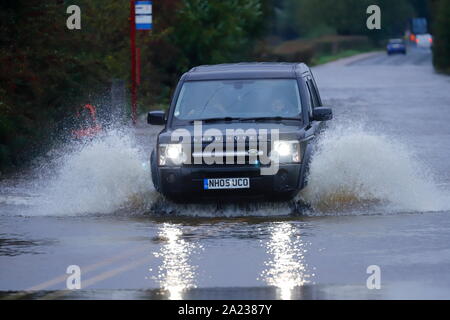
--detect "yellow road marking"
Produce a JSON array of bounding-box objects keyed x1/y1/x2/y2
[{"x1": 3, "y1": 245, "x2": 151, "y2": 300}]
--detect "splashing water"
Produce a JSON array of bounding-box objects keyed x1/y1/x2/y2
[
  {"x1": 149, "y1": 197, "x2": 294, "y2": 217},
  {"x1": 25, "y1": 121, "x2": 449, "y2": 217},
  {"x1": 29, "y1": 126, "x2": 295, "y2": 217},
  {"x1": 34, "y1": 129, "x2": 153, "y2": 215},
  {"x1": 301, "y1": 123, "x2": 449, "y2": 213}
]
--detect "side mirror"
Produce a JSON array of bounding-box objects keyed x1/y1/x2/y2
[
  {"x1": 312, "y1": 107, "x2": 333, "y2": 121},
  {"x1": 147, "y1": 111, "x2": 166, "y2": 125}
]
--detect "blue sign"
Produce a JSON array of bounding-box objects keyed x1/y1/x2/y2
[{"x1": 136, "y1": 1, "x2": 152, "y2": 30}]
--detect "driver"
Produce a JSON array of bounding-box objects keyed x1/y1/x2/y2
[
  {"x1": 184, "y1": 102, "x2": 227, "y2": 118},
  {"x1": 209, "y1": 101, "x2": 227, "y2": 116},
  {"x1": 271, "y1": 98, "x2": 290, "y2": 115}
]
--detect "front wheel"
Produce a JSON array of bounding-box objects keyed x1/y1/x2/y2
[
  {"x1": 299, "y1": 143, "x2": 314, "y2": 190},
  {"x1": 150, "y1": 150, "x2": 161, "y2": 192}
]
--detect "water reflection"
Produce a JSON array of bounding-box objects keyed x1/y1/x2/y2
[
  {"x1": 153, "y1": 223, "x2": 198, "y2": 299},
  {"x1": 260, "y1": 222, "x2": 312, "y2": 300}
]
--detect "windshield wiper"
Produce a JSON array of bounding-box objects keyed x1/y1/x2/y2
[
  {"x1": 188, "y1": 116, "x2": 301, "y2": 123},
  {"x1": 239, "y1": 116, "x2": 302, "y2": 122},
  {"x1": 188, "y1": 117, "x2": 243, "y2": 124}
]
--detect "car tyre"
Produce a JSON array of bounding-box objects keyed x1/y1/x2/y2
[{"x1": 150, "y1": 150, "x2": 161, "y2": 193}]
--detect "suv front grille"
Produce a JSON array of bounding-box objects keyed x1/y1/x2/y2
[{"x1": 186, "y1": 141, "x2": 271, "y2": 166}]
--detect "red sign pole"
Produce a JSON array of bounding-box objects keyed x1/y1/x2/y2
[
  {"x1": 136, "y1": 47, "x2": 141, "y2": 86},
  {"x1": 130, "y1": 0, "x2": 137, "y2": 125}
]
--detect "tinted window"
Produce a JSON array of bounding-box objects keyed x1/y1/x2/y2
[
  {"x1": 173, "y1": 79, "x2": 302, "y2": 120},
  {"x1": 306, "y1": 80, "x2": 319, "y2": 108}
]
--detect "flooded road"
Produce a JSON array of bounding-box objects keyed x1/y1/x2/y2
[{"x1": 1, "y1": 47, "x2": 450, "y2": 299}]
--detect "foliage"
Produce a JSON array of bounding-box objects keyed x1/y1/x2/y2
[
  {"x1": 432, "y1": 0, "x2": 450, "y2": 73},
  {"x1": 0, "y1": 0, "x2": 265, "y2": 171},
  {"x1": 1, "y1": 0, "x2": 447, "y2": 171},
  {"x1": 172, "y1": 0, "x2": 263, "y2": 69},
  {"x1": 275, "y1": 0, "x2": 415, "y2": 43}
]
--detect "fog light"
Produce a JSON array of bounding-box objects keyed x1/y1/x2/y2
[
  {"x1": 166, "y1": 173, "x2": 176, "y2": 183},
  {"x1": 279, "y1": 170, "x2": 288, "y2": 182}
]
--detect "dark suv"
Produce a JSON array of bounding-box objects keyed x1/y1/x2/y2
[{"x1": 148, "y1": 63, "x2": 332, "y2": 201}]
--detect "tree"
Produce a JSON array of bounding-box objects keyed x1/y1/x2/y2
[
  {"x1": 171, "y1": 0, "x2": 264, "y2": 70},
  {"x1": 0, "y1": 0, "x2": 269, "y2": 171},
  {"x1": 281, "y1": 0, "x2": 414, "y2": 42}
]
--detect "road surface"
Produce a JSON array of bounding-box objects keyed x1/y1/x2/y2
[{"x1": 1, "y1": 47, "x2": 450, "y2": 299}]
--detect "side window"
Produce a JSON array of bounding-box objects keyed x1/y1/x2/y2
[
  {"x1": 311, "y1": 77, "x2": 323, "y2": 106},
  {"x1": 306, "y1": 80, "x2": 320, "y2": 108},
  {"x1": 304, "y1": 80, "x2": 313, "y2": 118}
]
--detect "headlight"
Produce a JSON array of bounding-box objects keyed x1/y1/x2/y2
[
  {"x1": 167, "y1": 144, "x2": 182, "y2": 159},
  {"x1": 158, "y1": 143, "x2": 186, "y2": 166},
  {"x1": 272, "y1": 140, "x2": 301, "y2": 163},
  {"x1": 274, "y1": 141, "x2": 291, "y2": 156}
]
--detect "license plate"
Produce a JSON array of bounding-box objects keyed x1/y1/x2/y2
[{"x1": 203, "y1": 178, "x2": 250, "y2": 190}]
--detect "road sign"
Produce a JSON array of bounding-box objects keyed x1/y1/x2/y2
[
  {"x1": 135, "y1": 1, "x2": 152, "y2": 30},
  {"x1": 130, "y1": 0, "x2": 152, "y2": 125},
  {"x1": 136, "y1": 1, "x2": 152, "y2": 14}
]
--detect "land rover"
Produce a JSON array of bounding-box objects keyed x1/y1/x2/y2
[{"x1": 147, "y1": 63, "x2": 332, "y2": 201}]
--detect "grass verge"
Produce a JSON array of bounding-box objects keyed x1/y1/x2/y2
[{"x1": 311, "y1": 48, "x2": 378, "y2": 66}]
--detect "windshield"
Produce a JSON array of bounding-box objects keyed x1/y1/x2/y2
[{"x1": 173, "y1": 79, "x2": 302, "y2": 121}]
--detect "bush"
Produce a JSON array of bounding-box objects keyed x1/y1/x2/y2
[
  {"x1": 0, "y1": 0, "x2": 268, "y2": 171},
  {"x1": 265, "y1": 35, "x2": 372, "y2": 64}
]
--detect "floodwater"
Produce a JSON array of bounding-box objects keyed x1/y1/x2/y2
[{"x1": 1, "y1": 47, "x2": 450, "y2": 300}]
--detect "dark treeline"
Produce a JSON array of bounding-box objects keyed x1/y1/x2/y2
[
  {"x1": 270, "y1": 0, "x2": 415, "y2": 40},
  {"x1": 0, "y1": 0, "x2": 265, "y2": 171},
  {"x1": 0, "y1": 0, "x2": 448, "y2": 172},
  {"x1": 431, "y1": 0, "x2": 450, "y2": 73}
]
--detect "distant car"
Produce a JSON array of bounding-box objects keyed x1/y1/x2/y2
[
  {"x1": 415, "y1": 33, "x2": 433, "y2": 48},
  {"x1": 387, "y1": 39, "x2": 407, "y2": 55}
]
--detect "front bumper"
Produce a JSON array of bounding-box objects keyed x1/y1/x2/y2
[
  {"x1": 157, "y1": 164, "x2": 302, "y2": 199},
  {"x1": 387, "y1": 47, "x2": 406, "y2": 54}
]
